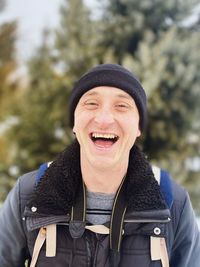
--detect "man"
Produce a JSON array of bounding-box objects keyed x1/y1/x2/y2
[{"x1": 0, "y1": 64, "x2": 200, "y2": 267}]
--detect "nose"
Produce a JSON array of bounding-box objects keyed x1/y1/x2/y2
[{"x1": 94, "y1": 107, "x2": 114, "y2": 127}]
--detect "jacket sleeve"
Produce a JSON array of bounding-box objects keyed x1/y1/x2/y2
[
  {"x1": 0, "y1": 177, "x2": 28, "y2": 267},
  {"x1": 170, "y1": 191, "x2": 200, "y2": 267}
]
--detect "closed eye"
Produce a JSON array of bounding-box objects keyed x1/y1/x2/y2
[
  {"x1": 116, "y1": 104, "x2": 129, "y2": 108},
  {"x1": 83, "y1": 100, "x2": 99, "y2": 109},
  {"x1": 115, "y1": 103, "x2": 130, "y2": 110},
  {"x1": 85, "y1": 102, "x2": 98, "y2": 105}
]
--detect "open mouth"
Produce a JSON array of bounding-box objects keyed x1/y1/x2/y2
[{"x1": 90, "y1": 132, "x2": 119, "y2": 148}]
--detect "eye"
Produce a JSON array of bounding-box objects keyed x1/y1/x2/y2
[
  {"x1": 117, "y1": 104, "x2": 128, "y2": 108},
  {"x1": 83, "y1": 100, "x2": 99, "y2": 109},
  {"x1": 115, "y1": 103, "x2": 130, "y2": 110}
]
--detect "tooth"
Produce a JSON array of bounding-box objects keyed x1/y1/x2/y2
[{"x1": 92, "y1": 133, "x2": 118, "y2": 139}]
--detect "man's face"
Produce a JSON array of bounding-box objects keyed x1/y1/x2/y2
[{"x1": 73, "y1": 86, "x2": 141, "y2": 170}]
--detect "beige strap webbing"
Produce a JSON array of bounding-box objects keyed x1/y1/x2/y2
[
  {"x1": 160, "y1": 237, "x2": 169, "y2": 267},
  {"x1": 46, "y1": 224, "x2": 56, "y2": 257},
  {"x1": 85, "y1": 224, "x2": 125, "y2": 235},
  {"x1": 151, "y1": 167, "x2": 169, "y2": 267},
  {"x1": 86, "y1": 224, "x2": 110, "y2": 234},
  {"x1": 151, "y1": 236, "x2": 161, "y2": 260},
  {"x1": 30, "y1": 228, "x2": 46, "y2": 267},
  {"x1": 30, "y1": 224, "x2": 57, "y2": 267},
  {"x1": 151, "y1": 236, "x2": 169, "y2": 267}
]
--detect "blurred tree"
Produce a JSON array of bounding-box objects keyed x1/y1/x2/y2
[
  {"x1": 100, "y1": 0, "x2": 199, "y2": 62},
  {"x1": 55, "y1": 0, "x2": 98, "y2": 78},
  {"x1": 99, "y1": 0, "x2": 200, "y2": 211},
  {"x1": 7, "y1": 0, "x2": 98, "y2": 174},
  {"x1": 123, "y1": 28, "x2": 200, "y2": 161},
  {"x1": 0, "y1": 21, "x2": 18, "y2": 119},
  {"x1": 122, "y1": 29, "x2": 200, "y2": 211},
  {"x1": 0, "y1": 0, "x2": 5, "y2": 11},
  {"x1": 8, "y1": 31, "x2": 70, "y2": 174},
  {"x1": 0, "y1": 3, "x2": 19, "y2": 200}
]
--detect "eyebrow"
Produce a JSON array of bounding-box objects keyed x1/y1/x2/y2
[
  {"x1": 83, "y1": 91, "x2": 99, "y2": 97},
  {"x1": 116, "y1": 93, "x2": 132, "y2": 100}
]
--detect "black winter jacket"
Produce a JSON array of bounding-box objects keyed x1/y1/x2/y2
[{"x1": 0, "y1": 141, "x2": 200, "y2": 267}]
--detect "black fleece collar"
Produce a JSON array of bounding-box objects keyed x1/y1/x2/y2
[{"x1": 28, "y1": 139, "x2": 167, "y2": 215}]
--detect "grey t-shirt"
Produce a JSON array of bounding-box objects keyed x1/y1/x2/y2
[{"x1": 86, "y1": 190, "x2": 115, "y2": 225}]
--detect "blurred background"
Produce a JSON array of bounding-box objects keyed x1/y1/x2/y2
[{"x1": 0, "y1": 0, "x2": 200, "y2": 218}]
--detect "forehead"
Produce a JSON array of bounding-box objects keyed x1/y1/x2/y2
[{"x1": 81, "y1": 86, "x2": 133, "y2": 100}]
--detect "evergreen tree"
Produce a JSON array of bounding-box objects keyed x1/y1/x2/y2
[
  {"x1": 7, "y1": 0, "x2": 98, "y2": 174},
  {"x1": 0, "y1": 3, "x2": 18, "y2": 201},
  {"x1": 0, "y1": 21, "x2": 18, "y2": 119},
  {"x1": 122, "y1": 28, "x2": 200, "y2": 211},
  {"x1": 99, "y1": 0, "x2": 200, "y2": 210},
  {"x1": 123, "y1": 28, "x2": 200, "y2": 161},
  {"x1": 55, "y1": 0, "x2": 98, "y2": 78},
  {"x1": 8, "y1": 31, "x2": 71, "y2": 174},
  {"x1": 100, "y1": 0, "x2": 199, "y2": 62}
]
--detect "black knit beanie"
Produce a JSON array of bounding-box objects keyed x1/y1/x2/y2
[{"x1": 69, "y1": 64, "x2": 147, "y2": 132}]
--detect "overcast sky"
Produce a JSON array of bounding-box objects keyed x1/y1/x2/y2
[
  {"x1": 0, "y1": 0, "x2": 98, "y2": 67},
  {"x1": 0, "y1": 0, "x2": 64, "y2": 62}
]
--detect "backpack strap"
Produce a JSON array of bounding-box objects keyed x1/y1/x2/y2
[
  {"x1": 35, "y1": 163, "x2": 172, "y2": 267},
  {"x1": 152, "y1": 166, "x2": 173, "y2": 209},
  {"x1": 151, "y1": 166, "x2": 171, "y2": 267},
  {"x1": 35, "y1": 162, "x2": 52, "y2": 185},
  {"x1": 150, "y1": 236, "x2": 169, "y2": 267},
  {"x1": 30, "y1": 224, "x2": 56, "y2": 267}
]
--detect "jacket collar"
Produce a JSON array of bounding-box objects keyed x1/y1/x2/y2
[{"x1": 27, "y1": 139, "x2": 167, "y2": 216}]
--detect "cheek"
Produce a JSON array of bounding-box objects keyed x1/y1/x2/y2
[
  {"x1": 73, "y1": 110, "x2": 92, "y2": 133},
  {"x1": 123, "y1": 118, "x2": 141, "y2": 138}
]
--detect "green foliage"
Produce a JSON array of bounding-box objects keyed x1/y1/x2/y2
[
  {"x1": 55, "y1": 0, "x2": 98, "y2": 77},
  {"x1": 8, "y1": 32, "x2": 72, "y2": 173},
  {"x1": 101, "y1": 0, "x2": 200, "y2": 211},
  {"x1": 6, "y1": 0, "x2": 99, "y2": 174},
  {"x1": 140, "y1": 29, "x2": 200, "y2": 209},
  {"x1": 0, "y1": 21, "x2": 18, "y2": 118},
  {"x1": 0, "y1": 6, "x2": 19, "y2": 201},
  {"x1": 100, "y1": 0, "x2": 198, "y2": 62},
  {"x1": 124, "y1": 28, "x2": 200, "y2": 160}
]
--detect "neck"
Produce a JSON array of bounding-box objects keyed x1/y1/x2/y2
[{"x1": 80, "y1": 157, "x2": 129, "y2": 194}]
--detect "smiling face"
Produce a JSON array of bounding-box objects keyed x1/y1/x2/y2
[{"x1": 73, "y1": 86, "x2": 141, "y2": 171}]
